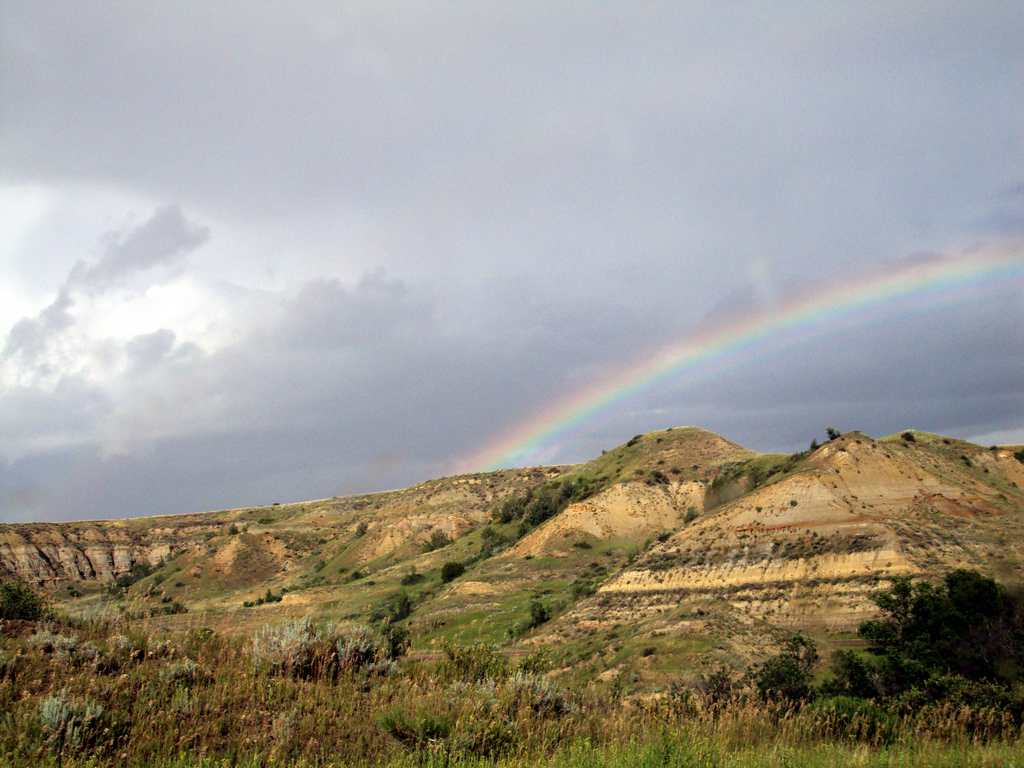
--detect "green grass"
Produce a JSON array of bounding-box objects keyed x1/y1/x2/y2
[{"x1": 28, "y1": 737, "x2": 1024, "y2": 767}]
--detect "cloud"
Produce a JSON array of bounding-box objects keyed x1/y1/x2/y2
[
  {"x1": 1, "y1": 205, "x2": 209, "y2": 386},
  {"x1": 0, "y1": 4, "x2": 1022, "y2": 520},
  {"x1": 124, "y1": 329, "x2": 176, "y2": 373},
  {"x1": 67, "y1": 205, "x2": 209, "y2": 294},
  {"x1": 2, "y1": 288, "x2": 74, "y2": 362}
]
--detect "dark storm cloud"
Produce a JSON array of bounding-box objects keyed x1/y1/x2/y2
[{"x1": 1, "y1": 2, "x2": 1022, "y2": 520}]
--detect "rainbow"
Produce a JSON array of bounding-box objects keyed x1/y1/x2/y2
[{"x1": 463, "y1": 243, "x2": 1024, "y2": 472}]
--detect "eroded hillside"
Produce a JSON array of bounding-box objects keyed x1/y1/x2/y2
[{"x1": 3, "y1": 426, "x2": 1022, "y2": 688}]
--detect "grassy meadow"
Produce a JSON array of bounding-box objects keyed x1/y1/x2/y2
[{"x1": 2, "y1": 610, "x2": 1024, "y2": 768}]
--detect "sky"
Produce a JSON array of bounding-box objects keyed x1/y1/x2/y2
[{"x1": 1, "y1": 1, "x2": 1023, "y2": 522}]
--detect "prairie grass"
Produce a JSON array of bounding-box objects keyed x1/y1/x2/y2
[{"x1": 1, "y1": 615, "x2": 1023, "y2": 767}]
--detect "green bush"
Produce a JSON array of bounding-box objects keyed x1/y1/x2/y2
[
  {"x1": 0, "y1": 580, "x2": 45, "y2": 620},
  {"x1": 400, "y1": 568, "x2": 424, "y2": 586},
  {"x1": 441, "y1": 561, "x2": 465, "y2": 583},
  {"x1": 821, "y1": 649, "x2": 878, "y2": 699},
  {"x1": 378, "y1": 707, "x2": 452, "y2": 750},
  {"x1": 251, "y1": 617, "x2": 388, "y2": 681},
  {"x1": 378, "y1": 592, "x2": 413, "y2": 623},
  {"x1": 494, "y1": 495, "x2": 526, "y2": 523},
  {"x1": 39, "y1": 692, "x2": 116, "y2": 758},
  {"x1": 439, "y1": 641, "x2": 508, "y2": 683},
  {"x1": 752, "y1": 634, "x2": 819, "y2": 703},
  {"x1": 858, "y1": 570, "x2": 1024, "y2": 692},
  {"x1": 424, "y1": 529, "x2": 451, "y2": 552}
]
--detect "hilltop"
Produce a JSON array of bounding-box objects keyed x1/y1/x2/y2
[{"x1": 2, "y1": 425, "x2": 1023, "y2": 688}]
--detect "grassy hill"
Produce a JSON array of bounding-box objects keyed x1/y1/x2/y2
[{"x1": 3, "y1": 425, "x2": 1023, "y2": 690}]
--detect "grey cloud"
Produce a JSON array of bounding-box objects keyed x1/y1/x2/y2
[
  {"x1": 0, "y1": 376, "x2": 111, "y2": 459},
  {"x1": 67, "y1": 205, "x2": 209, "y2": 293},
  {"x1": 2, "y1": 289, "x2": 74, "y2": 362},
  {"x1": 1, "y1": 3, "x2": 1023, "y2": 520},
  {"x1": 1, "y1": 205, "x2": 207, "y2": 376},
  {"x1": 124, "y1": 329, "x2": 176, "y2": 373}
]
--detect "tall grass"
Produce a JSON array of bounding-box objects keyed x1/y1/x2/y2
[{"x1": 1, "y1": 615, "x2": 1023, "y2": 767}]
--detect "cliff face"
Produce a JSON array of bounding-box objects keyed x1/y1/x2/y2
[
  {"x1": 589, "y1": 433, "x2": 1024, "y2": 630},
  {"x1": 0, "y1": 466, "x2": 556, "y2": 587},
  {"x1": 0, "y1": 524, "x2": 185, "y2": 583}
]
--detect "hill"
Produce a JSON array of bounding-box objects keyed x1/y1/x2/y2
[{"x1": 2, "y1": 425, "x2": 1023, "y2": 687}]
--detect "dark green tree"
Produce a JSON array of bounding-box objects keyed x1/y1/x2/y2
[
  {"x1": 0, "y1": 580, "x2": 45, "y2": 620},
  {"x1": 752, "y1": 634, "x2": 819, "y2": 703}
]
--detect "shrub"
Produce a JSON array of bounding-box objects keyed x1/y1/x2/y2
[
  {"x1": 161, "y1": 658, "x2": 209, "y2": 688},
  {"x1": 244, "y1": 589, "x2": 284, "y2": 608},
  {"x1": 480, "y1": 525, "x2": 505, "y2": 547},
  {"x1": 441, "y1": 561, "x2": 465, "y2": 582},
  {"x1": 647, "y1": 469, "x2": 670, "y2": 485},
  {"x1": 524, "y1": 598, "x2": 550, "y2": 631},
  {"x1": 108, "y1": 561, "x2": 156, "y2": 595},
  {"x1": 494, "y1": 496, "x2": 526, "y2": 523},
  {"x1": 571, "y1": 578, "x2": 596, "y2": 599},
  {"x1": 101, "y1": 634, "x2": 146, "y2": 671},
  {"x1": 381, "y1": 623, "x2": 411, "y2": 660},
  {"x1": 251, "y1": 618, "x2": 336, "y2": 680},
  {"x1": 251, "y1": 617, "x2": 393, "y2": 681},
  {"x1": 354, "y1": 521, "x2": 368, "y2": 538},
  {"x1": 379, "y1": 707, "x2": 452, "y2": 750},
  {"x1": 424, "y1": 529, "x2": 451, "y2": 552},
  {"x1": 375, "y1": 592, "x2": 413, "y2": 623},
  {"x1": 901, "y1": 431, "x2": 916, "y2": 442},
  {"x1": 0, "y1": 580, "x2": 45, "y2": 620},
  {"x1": 30, "y1": 631, "x2": 100, "y2": 667},
  {"x1": 439, "y1": 641, "x2": 508, "y2": 683},
  {"x1": 400, "y1": 568, "x2": 424, "y2": 585},
  {"x1": 826, "y1": 427, "x2": 842, "y2": 441},
  {"x1": 821, "y1": 649, "x2": 878, "y2": 699},
  {"x1": 451, "y1": 715, "x2": 516, "y2": 758},
  {"x1": 227, "y1": 523, "x2": 240, "y2": 535},
  {"x1": 752, "y1": 634, "x2": 819, "y2": 703},
  {"x1": 1015, "y1": 448, "x2": 1024, "y2": 463},
  {"x1": 697, "y1": 665, "x2": 737, "y2": 708},
  {"x1": 505, "y1": 671, "x2": 572, "y2": 715},
  {"x1": 39, "y1": 692, "x2": 113, "y2": 757},
  {"x1": 336, "y1": 625, "x2": 384, "y2": 670}
]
